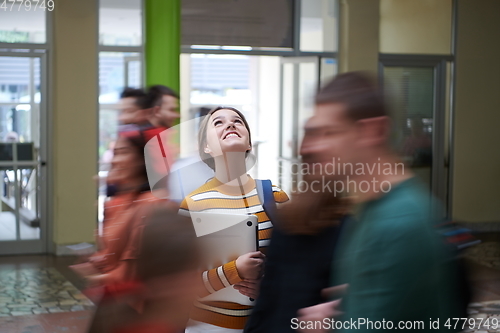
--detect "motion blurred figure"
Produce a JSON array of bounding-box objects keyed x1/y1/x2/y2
[
  {"x1": 296, "y1": 72, "x2": 464, "y2": 332},
  {"x1": 244, "y1": 117, "x2": 350, "y2": 333},
  {"x1": 141, "y1": 85, "x2": 180, "y2": 197},
  {"x1": 144, "y1": 85, "x2": 180, "y2": 130},
  {"x1": 82, "y1": 130, "x2": 167, "y2": 286},
  {"x1": 87, "y1": 207, "x2": 202, "y2": 333},
  {"x1": 117, "y1": 88, "x2": 148, "y2": 127},
  {"x1": 113, "y1": 85, "x2": 180, "y2": 197}
]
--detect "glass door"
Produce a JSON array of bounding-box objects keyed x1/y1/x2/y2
[
  {"x1": 0, "y1": 53, "x2": 47, "y2": 255},
  {"x1": 278, "y1": 56, "x2": 337, "y2": 194},
  {"x1": 380, "y1": 55, "x2": 448, "y2": 210}
]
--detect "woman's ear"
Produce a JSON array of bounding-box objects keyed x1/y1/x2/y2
[{"x1": 204, "y1": 147, "x2": 211, "y2": 154}]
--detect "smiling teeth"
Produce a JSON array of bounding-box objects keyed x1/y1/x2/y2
[{"x1": 225, "y1": 133, "x2": 239, "y2": 139}]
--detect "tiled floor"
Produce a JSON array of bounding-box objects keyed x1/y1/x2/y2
[
  {"x1": 0, "y1": 241, "x2": 499, "y2": 333},
  {"x1": 463, "y1": 237, "x2": 500, "y2": 333},
  {"x1": 0, "y1": 267, "x2": 93, "y2": 317},
  {"x1": 467, "y1": 301, "x2": 500, "y2": 332},
  {"x1": 465, "y1": 241, "x2": 500, "y2": 270},
  {"x1": 0, "y1": 255, "x2": 94, "y2": 333},
  {"x1": 0, "y1": 311, "x2": 93, "y2": 333}
]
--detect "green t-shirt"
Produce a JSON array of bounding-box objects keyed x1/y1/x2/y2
[{"x1": 332, "y1": 178, "x2": 462, "y2": 332}]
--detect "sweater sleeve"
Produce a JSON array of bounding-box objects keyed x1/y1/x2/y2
[
  {"x1": 198, "y1": 260, "x2": 243, "y2": 297},
  {"x1": 272, "y1": 185, "x2": 289, "y2": 204}
]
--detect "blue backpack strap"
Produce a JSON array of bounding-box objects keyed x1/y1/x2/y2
[{"x1": 256, "y1": 179, "x2": 278, "y2": 223}]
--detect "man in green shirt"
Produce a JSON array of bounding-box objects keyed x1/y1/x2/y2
[{"x1": 296, "y1": 72, "x2": 463, "y2": 332}]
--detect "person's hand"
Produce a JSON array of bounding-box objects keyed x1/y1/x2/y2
[
  {"x1": 296, "y1": 300, "x2": 342, "y2": 333},
  {"x1": 320, "y1": 284, "x2": 348, "y2": 300},
  {"x1": 85, "y1": 273, "x2": 108, "y2": 287},
  {"x1": 235, "y1": 251, "x2": 265, "y2": 280},
  {"x1": 88, "y1": 255, "x2": 108, "y2": 270},
  {"x1": 233, "y1": 278, "x2": 261, "y2": 299}
]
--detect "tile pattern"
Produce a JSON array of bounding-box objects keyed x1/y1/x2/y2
[
  {"x1": 0, "y1": 267, "x2": 94, "y2": 317},
  {"x1": 464, "y1": 242, "x2": 500, "y2": 270},
  {"x1": 467, "y1": 301, "x2": 500, "y2": 332},
  {"x1": 0, "y1": 310, "x2": 93, "y2": 333}
]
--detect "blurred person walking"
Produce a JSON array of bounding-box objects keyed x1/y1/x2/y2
[
  {"x1": 80, "y1": 130, "x2": 167, "y2": 287},
  {"x1": 140, "y1": 85, "x2": 180, "y2": 196},
  {"x1": 117, "y1": 85, "x2": 179, "y2": 133},
  {"x1": 179, "y1": 106, "x2": 288, "y2": 333},
  {"x1": 244, "y1": 118, "x2": 351, "y2": 332},
  {"x1": 105, "y1": 87, "x2": 148, "y2": 198},
  {"x1": 296, "y1": 72, "x2": 465, "y2": 332},
  {"x1": 87, "y1": 206, "x2": 202, "y2": 333},
  {"x1": 112, "y1": 85, "x2": 180, "y2": 197},
  {"x1": 143, "y1": 84, "x2": 180, "y2": 130},
  {"x1": 117, "y1": 87, "x2": 148, "y2": 127}
]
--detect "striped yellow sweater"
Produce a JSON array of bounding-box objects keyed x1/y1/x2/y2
[{"x1": 179, "y1": 176, "x2": 289, "y2": 329}]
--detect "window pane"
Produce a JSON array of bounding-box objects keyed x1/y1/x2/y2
[
  {"x1": 300, "y1": 0, "x2": 337, "y2": 52},
  {"x1": 281, "y1": 63, "x2": 294, "y2": 159},
  {"x1": 0, "y1": 57, "x2": 41, "y2": 104},
  {"x1": 0, "y1": 11, "x2": 46, "y2": 44},
  {"x1": 99, "y1": 52, "x2": 141, "y2": 165},
  {"x1": 99, "y1": 0, "x2": 142, "y2": 46},
  {"x1": 384, "y1": 67, "x2": 434, "y2": 189},
  {"x1": 99, "y1": 108, "x2": 119, "y2": 164},
  {"x1": 320, "y1": 58, "x2": 337, "y2": 85},
  {"x1": 99, "y1": 52, "x2": 141, "y2": 104}
]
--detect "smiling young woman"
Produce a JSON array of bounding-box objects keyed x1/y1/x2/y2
[{"x1": 179, "y1": 106, "x2": 288, "y2": 333}]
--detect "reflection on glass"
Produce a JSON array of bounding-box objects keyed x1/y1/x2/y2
[
  {"x1": 384, "y1": 67, "x2": 434, "y2": 188},
  {"x1": 300, "y1": 0, "x2": 337, "y2": 52},
  {"x1": 99, "y1": 0, "x2": 142, "y2": 46},
  {"x1": 0, "y1": 10, "x2": 46, "y2": 44}
]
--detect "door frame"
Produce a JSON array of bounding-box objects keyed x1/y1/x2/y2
[
  {"x1": 278, "y1": 56, "x2": 320, "y2": 191},
  {"x1": 0, "y1": 51, "x2": 49, "y2": 255},
  {"x1": 379, "y1": 54, "x2": 453, "y2": 213}
]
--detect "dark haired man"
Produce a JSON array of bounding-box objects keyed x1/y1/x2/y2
[
  {"x1": 295, "y1": 72, "x2": 464, "y2": 333},
  {"x1": 112, "y1": 86, "x2": 180, "y2": 197},
  {"x1": 144, "y1": 84, "x2": 180, "y2": 129},
  {"x1": 118, "y1": 87, "x2": 148, "y2": 126},
  {"x1": 140, "y1": 85, "x2": 180, "y2": 196}
]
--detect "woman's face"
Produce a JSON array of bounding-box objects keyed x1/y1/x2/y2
[
  {"x1": 110, "y1": 137, "x2": 144, "y2": 185},
  {"x1": 204, "y1": 109, "x2": 250, "y2": 157}
]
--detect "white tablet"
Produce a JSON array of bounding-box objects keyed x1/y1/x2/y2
[{"x1": 191, "y1": 212, "x2": 258, "y2": 305}]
